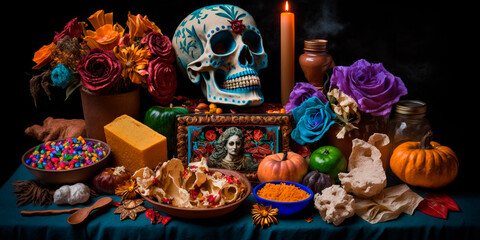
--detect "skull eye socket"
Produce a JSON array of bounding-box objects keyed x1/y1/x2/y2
[
  {"x1": 210, "y1": 30, "x2": 236, "y2": 55},
  {"x1": 242, "y1": 30, "x2": 263, "y2": 54}
]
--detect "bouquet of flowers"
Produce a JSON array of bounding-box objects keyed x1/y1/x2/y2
[
  {"x1": 286, "y1": 59, "x2": 408, "y2": 145},
  {"x1": 30, "y1": 10, "x2": 177, "y2": 106}
]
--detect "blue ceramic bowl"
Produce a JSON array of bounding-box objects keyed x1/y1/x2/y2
[{"x1": 253, "y1": 181, "x2": 314, "y2": 216}]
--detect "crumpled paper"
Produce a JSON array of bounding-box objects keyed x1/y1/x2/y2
[
  {"x1": 354, "y1": 184, "x2": 423, "y2": 224},
  {"x1": 366, "y1": 132, "x2": 391, "y2": 170},
  {"x1": 314, "y1": 185, "x2": 355, "y2": 226},
  {"x1": 337, "y1": 133, "x2": 422, "y2": 224},
  {"x1": 339, "y1": 133, "x2": 388, "y2": 198}
]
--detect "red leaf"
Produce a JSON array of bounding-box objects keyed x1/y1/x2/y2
[
  {"x1": 145, "y1": 209, "x2": 159, "y2": 224},
  {"x1": 418, "y1": 198, "x2": 448, "y2": 219},
  {"x1": 426, "y1": 193, "x2": 460, "y2": 212},
  {"x1": 161, "y1": 216, "x2": 172, "y2": 225},
  {"x1": 110, "y1": 201, "x2": 121, "y2": 207}
]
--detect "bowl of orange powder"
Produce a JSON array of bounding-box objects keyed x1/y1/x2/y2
[{"x1": 253, "y1": 181, "x2": 313, "y2": 216}]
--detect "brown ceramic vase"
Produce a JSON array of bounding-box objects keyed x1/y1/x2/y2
[
  {"x1": 80, "y1": 87, "x2": 140, "y2": 141},
  {"x1": 299, "y1": 39, "x2": 335, "y2": 90}
]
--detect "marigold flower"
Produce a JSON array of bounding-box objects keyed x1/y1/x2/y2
[{"x1": 115, "y1": 44, "x2": 150, "y2": 84}]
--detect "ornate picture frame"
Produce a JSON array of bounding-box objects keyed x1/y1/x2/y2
[{"x1": 176, "y1": 114, "x2": 293, "y2": 181}]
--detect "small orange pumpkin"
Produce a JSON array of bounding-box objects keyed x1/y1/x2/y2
[
  {"x1": 390, "y1": 131, "x2": 458, "y2": 188},
  {"x1": 257, "y1": 151, "x2": 309, "y2": 183}
]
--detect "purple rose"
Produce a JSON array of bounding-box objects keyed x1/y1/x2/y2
[
  {"x1": 141, "y1": 32, "x2": 174, "y2": 63},
  {"x1": 77, "y1": 48, "x2": 122, "y2": 94},
  {"x1": 147, "y1": 57, "x2": 177, "y2": 105},
  {"x1": 330, "y1": 59, "x2": 407, "y2": 117},
  {"x1": 285, "y1": 82, "x2": 328, "y2": 113}
]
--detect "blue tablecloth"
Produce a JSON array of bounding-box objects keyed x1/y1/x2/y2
[{"x1": 1, "y1": 164, "x2": 479, "y2": 240}]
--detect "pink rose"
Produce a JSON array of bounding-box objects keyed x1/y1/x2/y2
[
  {"x1": 147, "y1": 57, "x2": 177, "y2": 105},
  {"x1": 141, "y1": 32, "x2": 174, "y2": 63}
]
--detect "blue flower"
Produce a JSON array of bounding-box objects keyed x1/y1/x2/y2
[
  {"x1": 51, "y1": 63, "x2": 73, "y2": 89},
  {"x1": 291, "y1": 97, "x2": 336, "y2": 145}
]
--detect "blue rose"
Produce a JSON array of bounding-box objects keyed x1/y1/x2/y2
[
  {"x1": 291, "y1": 97, "x2": 336, "y2": 145},
  {"x1": 51, "y1": 63, "x2": 73, "y2": 89}
]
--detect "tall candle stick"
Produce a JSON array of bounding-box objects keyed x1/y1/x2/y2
[{"x1": 281, "y1": 0, "x2": 295, "y2": 106}]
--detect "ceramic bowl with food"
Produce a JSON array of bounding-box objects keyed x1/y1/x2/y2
[
  {"x1": 253, "y1": 181, "x2": 313, "y2": 216},
  {"x1": 142, "y1": 168, "x2": 251, "y2": 219},
  {"x1": 22, "y1": 137, "x2": 110, "y2": 185}
]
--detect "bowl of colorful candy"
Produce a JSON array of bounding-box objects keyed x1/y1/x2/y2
[
  {"x1": 253, "y1": 181, "x2": 313, "y2": 216},
  {"x1": 21, "y1": 136, "x2": 110, "y2": 185}
]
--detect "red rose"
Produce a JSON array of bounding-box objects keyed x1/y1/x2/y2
[
  {"x1": 253, "y1": 129, "x2": 264, "y2": 143},
  {"x1": 229, "y1": 19, "x2": 245, "y2": 34},
  {"x1": 77, "y1": 48, "x2": 122, "y2": 94},
  {"x1": 205, "y1": 130, "x2": 217, "y2": 142},
  {"x1": 141, "y1": 32, "x2": 174, "y2": 63},
  {"x1": 53, "y1": 18, "x2": 83, "y2": 43},
  {"x1": 206, "y1": 143, "x2": 214, "y2": 153},
  {"x1": 147, "y1": 58, "x2": 177, "y2": 105}
]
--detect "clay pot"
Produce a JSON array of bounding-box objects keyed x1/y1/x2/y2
[
  {"x1": 299, "y1": 39, "x2": 335, "y2": 90},
  {"x1": 80, "y1": 87, "x2": 140, "y2": 141}
]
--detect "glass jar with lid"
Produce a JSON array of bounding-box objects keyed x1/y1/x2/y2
[{"x1": 387, "y1": 100, "x2": 431, "y2": 152}]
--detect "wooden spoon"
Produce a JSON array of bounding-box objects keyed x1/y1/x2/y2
[{"x1": 67, "y1": 197, "x2": 113, "y2": 225}]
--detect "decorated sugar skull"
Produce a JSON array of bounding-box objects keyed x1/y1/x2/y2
[{"x1": 173, "y1": 5, "x2": 268, "y2": 106}]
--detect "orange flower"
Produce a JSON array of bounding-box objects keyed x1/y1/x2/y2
[
  {"x1": 115, "y1": 44, "x2": 150, "y2": 84},
  {"x1": 127, "y1": 12, "x2": 162, "y2": 39},
  {"x1": 83, "y1": 10, "x2": 124, "y2": 51},
  {"x1": 32, "y1": 42, "x2": 55, "y2": 69},
  {"x1": 87, "y1": 10, "x2": 113, "y2": 30}
]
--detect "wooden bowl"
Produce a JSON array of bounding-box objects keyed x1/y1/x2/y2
[
  {"x1": 21, "y1": 138, "x2": 110, "y2": 185},
  {"x1": 142, "y1": 168, "x2": 252, "y2": 219}
]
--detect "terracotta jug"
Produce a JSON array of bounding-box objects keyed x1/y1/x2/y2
[
  {"x1": 80, "y1": 87, "x2": 140, "y2": 141},
  {"x1": 299, "y1": 39, "x2": 335, "y2": 90}
]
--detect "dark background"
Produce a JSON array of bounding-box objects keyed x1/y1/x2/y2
[{"x1": 2, "y1": 0, "x2": 474, "y2": 188}]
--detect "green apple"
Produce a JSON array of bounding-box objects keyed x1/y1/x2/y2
[
  {"x1": 144, "y1": 106, "x2": 189, "y2": 158},
  {"x1": 309, "y1": 146, "x2": 347, "y2": 181}
]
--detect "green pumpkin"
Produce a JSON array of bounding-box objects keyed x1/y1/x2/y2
[{"x1": 144, "y1": 106, "x2": 189, "y2": 158}]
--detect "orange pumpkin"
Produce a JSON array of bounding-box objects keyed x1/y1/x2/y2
[
  {"x1": 390, "y1": 131, "x2": 458, "y2": 188},
  {"x1": 257, "y1": 151, "x2": 309, "y2": 183}
]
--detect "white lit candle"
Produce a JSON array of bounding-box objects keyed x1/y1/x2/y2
[{"x1": 280, "y1": 1, "x2": 295, "y2": 106}]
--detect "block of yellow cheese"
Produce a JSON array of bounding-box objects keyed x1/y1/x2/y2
[{"x1": 104, "y1": 114, "x2": 168, "y2": 172}]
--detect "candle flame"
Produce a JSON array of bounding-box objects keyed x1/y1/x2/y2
[{"x1": 285, "y1": 1, "x2": 289, "y2": 12}]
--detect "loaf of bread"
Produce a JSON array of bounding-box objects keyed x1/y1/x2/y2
[{"x1": 104, "y1": 114, "x2": 168, "y2": 172}]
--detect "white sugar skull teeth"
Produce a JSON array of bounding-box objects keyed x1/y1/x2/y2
[
  {"x1": 173, "y1": 4, "x2": 268, "y2": 107},
  {"x1": 221, "y1": 70, "x2": 260, "y2": 91}
]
